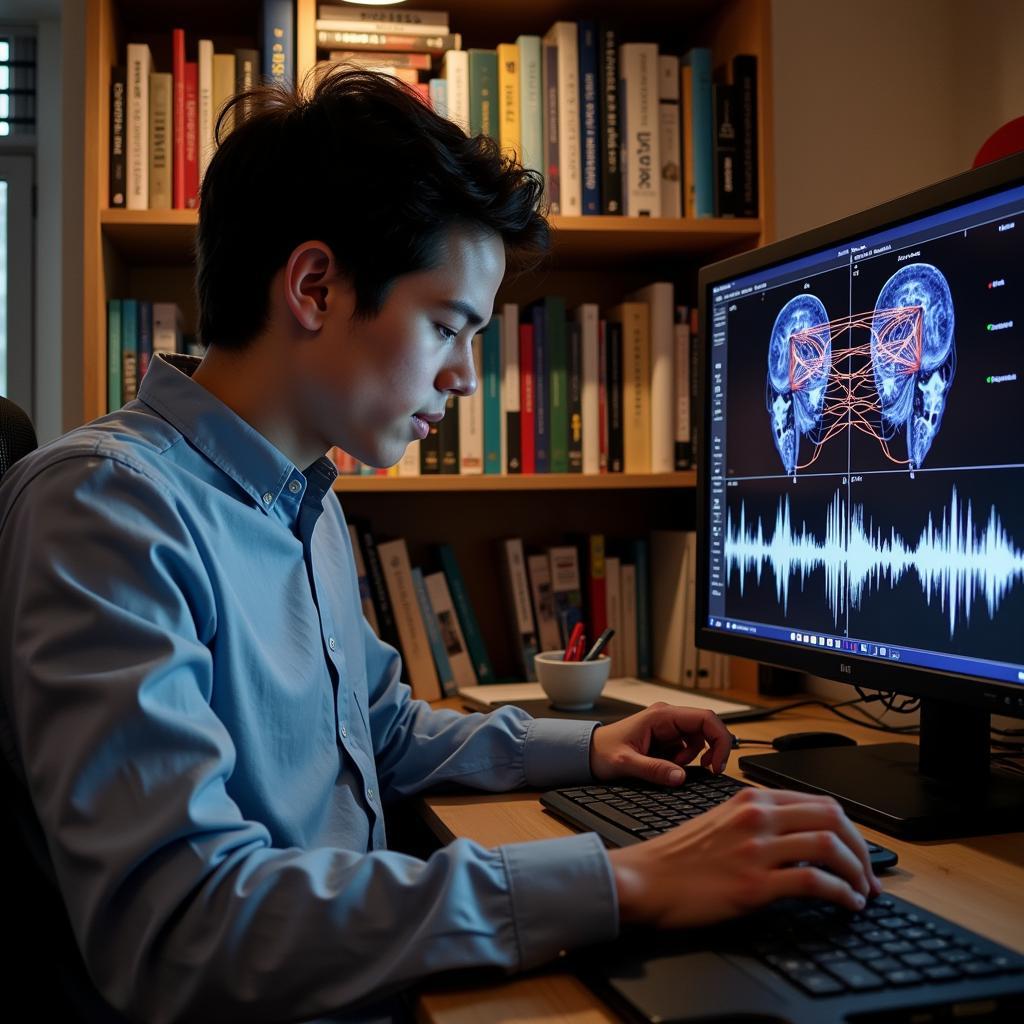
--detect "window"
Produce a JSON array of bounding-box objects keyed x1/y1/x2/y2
[
  {"x1": 0, "y1": 33, "x2": 36, "y2": 137},
  {"x1": 0, "y1": 155, "x2": 32, "y2": 408}
]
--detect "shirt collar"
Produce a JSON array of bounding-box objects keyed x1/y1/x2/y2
[{"x1": 137, "y1": 353, "x2": 338, "y2": 514}]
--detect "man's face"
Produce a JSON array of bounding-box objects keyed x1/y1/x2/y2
[{"x1": 298, "y1": 226, "x2": 506, "y2": 468}]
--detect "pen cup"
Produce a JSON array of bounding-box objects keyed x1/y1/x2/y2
[{"x1": 534, "y1": 650, "x2": 611, "y2": 711}]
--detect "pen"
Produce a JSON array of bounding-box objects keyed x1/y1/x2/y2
[
  {"x1": 583, "y1": 627, "x2": 615, "y2": 661},
  {"x1": 564, "y1": 622, "x2": 585, "y2": 662}
]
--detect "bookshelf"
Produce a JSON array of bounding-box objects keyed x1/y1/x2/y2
[{"x1": 78, "y1": 0, "x2": 773, "y2": 687}]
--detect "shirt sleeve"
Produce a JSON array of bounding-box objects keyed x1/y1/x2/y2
[{"x1": 0, "y1": 453, "x2": 618, "y2": 1024}]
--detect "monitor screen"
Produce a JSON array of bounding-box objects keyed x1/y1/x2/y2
[{"x1": 697, "y1": 156, "x2": 1024, "y2": 712}]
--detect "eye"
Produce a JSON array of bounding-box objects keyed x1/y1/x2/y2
[{"x1": 436, "y1": 323, "x2": 458, "y2": 343}]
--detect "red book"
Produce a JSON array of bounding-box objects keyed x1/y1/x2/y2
[
  {"x1": 184, "y1": 61, "x2": 199, "y2": 208},
  {"x1": 172, "y1": 28, "x2": 186, "y2": 208},
  {"x1": 519, "y1": 322, "x2": 535, "y2": 474},
  {"x1": 587, "y1": 534, "x2": 608, "y2": 641}
]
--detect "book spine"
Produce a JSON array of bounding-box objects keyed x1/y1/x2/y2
[
  {"x1": 172, "y1": 30, "x2": 185, "y2": 208},
  {"x1": 149, "y1": 72, "x2": 172, "y2": 210},
  {"x1": 547, "y1": 544, "x2": 584, "y2": 647},
  {"x1": 531, "y1": 305, "x2": 549, "y2": 473},
  {"x1": 499, "y1": 538, "x2": 539, "y2": 681},
  {"x1": 482, "y1": 319, "x2": 502, "y2": 474},
  {"x1": 615, "y1": 302, "x2": 652, "y2": 473},
  {"x1": 576, "y1": 303, "x2": 600, "y2": 474},
  {"x1": 396, "y1": 439, "x2": 421, "y2": 477},
  {"x1": 378, "y1": 539, "x2": 441, "y2": 702},
  {"x1": 681, "y1": 63, "x2": 695, "y2": 218},
  {"x1": 566, "y1": 319, "x2": 583, "y2": 473},
  {"x1": 439, "y1": 394, "x2": 460, "y2": 474},
  {"x1": 423, "y1": 571, "x2": 478, "y2": 689},
  {"x1": 519, "y1": 322, "x2": 536, "y2": 474},
  {"x1": 674, "y1": 304, "x2": 692, "y2": 469},
  {"x1": 516, "y1": 35, "x2": 543, "y2": 178},
  {"x1": 458, "y1": 345, "x2": 483, "y2": 474},
  {"x1": 497, "y1": 43, "x2": 520, "y2": 163},
  {"x1": 597, "y1": 318, "x2": 608, "y2": 472},
  {"x1": 108, "y1": 66, "x2": 126, "y2": 208},
  {"x1": 619, "y1": 42, "x2": 660, "y2": 217},
  {"x1": 152, "y1": 302, "x2": 181, "y2": 356},
  {"x1": 120, "y1": 298, "x2": 138, "y2": 403},
  {"x1": 197, "y1": 40, "x2": 214, "y2": 185},
  {"x1": 318, "y1": 6, "x2": 449, "y2": 28},
  {"x1": 329, "y1": 50, "x2": 434, "y2": 71},
  {"x1": 107, "y1": 298, "x2": 122, "y2": 413},
  {"x1": 713, "y1": 82, "x2": 738, "y2": 217},
  {"x1": 136, "y1": 300, "x2": 152, "y2": 382},
  {"x1": 347, "y1": 524, "x2": 381, "y2": 636},
  {"x1": 658, "y1": 55, "x2": 682, "y2": 218},
  {"x1": 620, "y1": 561, "x2": 638, "y2": 677},
  {"x1": 359, "y1": 526, "x2": 403, "y2": 654},
  {"x1": 542, "y1": 38, "x2": 560, "y2": 213},
  {"x1": 623, "y1": 538, "x2": 651, "y2": 678},
  {"x1": 732, "y1": 54, "x2": 759, "y2": 217},
  {"x1": 441, "y1": 49, "x2": 470, "y2": 134},
  {"x1": 629, "y1": 282, "x2": 675, "y2": 472},
  {"x1": 598, "y1": 24, "x2": 621, "y2": 214},
  {"x1": 126, "y1": 44, "x2": 151, "y2": 210},
  {"x1": 502, "y1": 304, "x2": 521, "y2": 474},
  {"x1": 545, "y1": 296, "x2": 568, "y2": 473},
  {"x1": 234, "y1": 48, "x2": 259, "y2": 126},
  {"x1": 317, "y1": 30, "x2": 458, "y2": 54},
  {"x1": 587, "y1": 533, "x2": 608, "y2": 642},
  {"x1": 213, "y1": 53, "x2": 236, "y2": 140},
  {"x1": 420, "y1": 413, "x2": 441, "y2": 473},
  {"x1": 184, "y1": 62, "x2": 199, "y2": 208},
  {"x1": 468, "y1": 49, "x2": 498, "y2": 138},
  {"x1": 438, "y1": 544, "x2": 496, "y2": 684},
  {"x1": 552, "y1": 22, "x2": 581, "y2": 216},
  {"x1": 428, "y1": 77, "x2": 447, "y2": 116},
  {"x1": 315, "y1": 17, "x2": 449, "y2": 37},
  {"x1": 605, "y1": 319, "x2": 624, "y2": 472},
  {"x1": 651, "y1": 530, "x2": 688, "y2": 683},
  {"x1": 684, "y1": 47, "x2": 714, "y2": 218},
  {"x1": 682, "y1": 531, "x2": 698, "y2": 687},
  {"x1": 527, "y1": 552, "x2": 562, "y2": 653},
  {"x1": 264, "y1": 0, "x2": 295, "y2": 86},
  {"x1": 578, "y1": 20, "x2": 600, "y2": 215},
  {"x1": 604, "y1": 555, "x2": 621, "y2": 676},
  {"x1": 411, "y1": 567, "x2": 456, "y2": 697}
]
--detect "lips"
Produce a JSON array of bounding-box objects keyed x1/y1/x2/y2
[{"x1": 415, "y1": 411, "x2": 445, "y2": 423}]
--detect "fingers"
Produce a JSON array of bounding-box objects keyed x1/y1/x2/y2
[
  {"x1": 759, "y1": 833, "x2": 871, "y2": 899},
  {"x1": 763, "y1": 864, "x2": 868, "y2": 912},
  {"x1": 648, "y1": 706, "x2": 733, "y2": 774}
]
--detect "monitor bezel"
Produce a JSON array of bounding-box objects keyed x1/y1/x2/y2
[{"x1": 695, "y1": 152, "x2": 1024, "y2": 719}]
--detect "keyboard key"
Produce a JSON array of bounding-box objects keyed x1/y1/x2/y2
[
  {"x1": 880, "y1": 941, "x2": 915, "y2": 956},
  {"x1": 919, "y1": 937, "x2": 951, "y2": 952},
  {"x1": 900, "y1": 952, "x2": 939, "y2": 968},
  {"x1": 587, "y1": 802, "x2": 646, "y2": 832},
  {"x1": 962, "y1": 960, "x2": 1001, "y2": 977},
  {"x1": 923, "y1": 964, "x2": 962, "y2": 981},
  {"x1": 790, "y1": 970, "x2": 845, "y2": 996},
  {"x1": 821, "y1": 960, "x2": 884, "y2": 991},
  {"x1": 883, "y1": 968, "x2": 924, "y2": 986}
]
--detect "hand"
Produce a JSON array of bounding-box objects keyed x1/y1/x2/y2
[
  {"x1": 608, "y1": 788, "x2": 884, "y2": 929},
  {"x1": 589, "y1": 702, "x2": 733, "y2": 786}
]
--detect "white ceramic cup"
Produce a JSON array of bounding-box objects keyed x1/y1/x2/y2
[{"x1": 534, "y1": 650, "x2": 611, "y2": 711}]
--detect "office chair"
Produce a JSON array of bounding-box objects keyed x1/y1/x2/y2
[{"x1": 1, "y1": 397, "x2": 129, "y2": 1022}]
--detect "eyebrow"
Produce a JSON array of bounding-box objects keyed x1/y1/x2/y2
[{"x1": 440, "y1": 299, "x2": 485, "y2": 329}]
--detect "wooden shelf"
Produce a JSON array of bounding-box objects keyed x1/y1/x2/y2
[{"x1": 332, "y1": 471, "x2": 697, "y2": 493}]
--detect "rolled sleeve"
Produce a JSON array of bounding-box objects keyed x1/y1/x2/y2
[
  {"x1": 500, "y1": 832, "x2": 619, "y2": 970},
  {"x1": 522, "y1": 717, "x2": 599, "y2": 789}
]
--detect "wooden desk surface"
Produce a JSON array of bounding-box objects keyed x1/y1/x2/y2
[{"x1": 415, "y1": 693, "x2": 1024, "y2": 1024}]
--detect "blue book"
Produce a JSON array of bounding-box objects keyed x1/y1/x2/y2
[
  {"x1": 683, "y1": 47, "x2": 714, "y2": 218},
  {"x1": 106, "y1": 299, "x2": 121, "y2": 414},
  {"x1": 411, "y1": 567, "x2": 456, "y2": 697},
  {"x1": 468, "y1": 49, "x2": 498, "y2": 137},
  {"x1": 516, "y1": 35, "x2": 543, "y2": 179},
  {"x1": 437, "y1": 544, "x2": 496, "y2": 684},
  {"x1": 428, "y1": 78, "x2": 447, "y2": 117},
  {"x1": 137, "y1": 299, "x2": 153, "y2": 383},
  {"x1": 622, "y1": 538, "x2": 651, "y2": 679},
  {"x1": 531, "y1": 303, "x2": 549, "y2": 473},
  {"x1": 578, "y1": 21, "x2": 600, "y2": 215},
  {"x1": 482, "y1": 319, "x2": 502, "y2": 474},
  {"x1": 120, "y1": 298, "x2": 138, "y2": 405},
  {"x1": 262, "y1": 0, "x2": 294, "y2": 88}
]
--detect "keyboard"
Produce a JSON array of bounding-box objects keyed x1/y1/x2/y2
[
  {"x1": 578, "y1": 892, "x2": 1024, "y2": 1023},
  {"x1": 541, "y1": 766, "x2": 899, "y2": 870}
]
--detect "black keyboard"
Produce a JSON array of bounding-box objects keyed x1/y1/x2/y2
[{"x1": 541, "y1": 766, "x2": 899, "y2": 870}]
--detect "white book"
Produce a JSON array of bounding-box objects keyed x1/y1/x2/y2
[
  {"x1": 526, "y1": 552, "x2": 562, "y2": 654},
  {"x1": 674, "y1": 305, "x2": 692, "y2": 465},
  {"x1": 501, "y1": 303, "x2": 520, "y2": 473},
  {"x1": 424, "y1": 570, "x2": 478, "y2": 689},
  {"x1": 377, "y1": 538, "x2": 441, "y2": 702},
  {"x1": 347, "y1": 524, "x2": 380, "y2": 635},
  {"x1": 441, "y1": 49, "x2": 470, "y2": 135},
  {"x1": 126, "y1": 43, "x2": 152, "y2": 210},
  {"x1": 620, "y1": 562, "x2": 639, "y2": 678},
  {"x1": 604, "y1": 555, "x2": 622, "y2": 678},
  {"x1": 152, "y1": 302, "x2": 181, "y2": 356},
  {"x1": 547, "y1": 544, "x2": 583, "y2": 647},
  {"x1": 197, "y1": 39, "x2": 215, "y2": 183},
  {"x1": 575, "y1": 303, "x2": 600, "y2": 474},
  {"x1": 397, "y1": 439, "x2": 421, "y2": 477},
  {"x1": 459, "y1": 344, "x2": 484, "y2": 474},
  {"x1": 650, "y1": 530, "x2": 689, "y2": 684},
  {"x1": 619, "y1": 43, "x2": 661, "y2": 217},
  {"x1": 516, "y1": 35, "x2": 543, "y2": 179},
  {"x1": 315, "y1": 18, "x2": 449, "y2": 37},
  {"x1": 499, "y1": 537, "x2": 539, "y2": 680},
  {"x1": 658, "y1": 55, "x2": 682, "y2": 218},
  {"x1": 629, "y1": 282, "x2": 675, "y2": 473},
  {"x1": 682, "y1": 531, "x2": 698, "y2": 689},
  {"x1": 543, "y1": 22, "x2": 581, "y2": 216}
]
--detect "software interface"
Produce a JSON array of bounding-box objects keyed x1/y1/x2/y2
[{"x1": 705, "y1": 181, "x2": 1024, "y2": 687}]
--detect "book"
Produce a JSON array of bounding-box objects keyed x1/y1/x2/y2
[
  {"x1": 499, "y1": 538, "x2": 539, "y2": 680},
  {"x1": 125, "y1": 43, "x2": 152, "y2": 210},
  {"x1": 674, "y1": 304, "x2": 693, "y2": 469},
  {"x1": 526, "y1": 552, "x2": 561, "y2": 653},
  {"x1": 501, "y1": 303, "x2": 521, "y2": 473},
  {"x1": 107, "y1": 299, "x2": 121, "y2": 412},
  {"x1": 458, "y1": 347, "x2": 483, "y2": 474},
  {"x1": 621, "y1": 537, "x2": 651, "y2": 679},
  {"x1": 518, "y1": 321, "x2": 536, "y2": 474},
  {"x1": 712, "y1": 81, "x2": 738, "y2": 217},
  {"x1": 584, "y1": 533, "x2": 607, "y2": 643},
  {"x1": 604, "y1": 554, "x2": 622, "y2": 676},
  {"x1": 317, "y1": 30, "x2": 460, "y2": 55},
  {"x1": 318, "y1": 6, "x2": 449, "y2": 28},
  {"x1": 606, "y1": 302, "x2": 650, "y2": 473},
  {"x1": 516, "y1": 35, "x2": 543, "y2": 179},
  {"x1": 315, "y1": 16, "x2": 449, "y2": 37},
  {"x1": 213, "y1": 52, "x2": 236, "y2": 141},
  {"x1": 543, "y1": 296, "x2": 568, "y2": 473},
  {"x1": 566, "y1": 319, "x2": 583, "y2": 473},
  {"x1": 264, "y1": 0, "x2": 295, "y2": 87},
  {"x1": 682, "y1": 531, "x2": 698, "y2": 688},
  {"x1": 347, "y1": 523, "x2": 381, "y2": 635},
  {"x1": 531, "y1": 304, "x2": 549, "y2": 473},
  {"x1": 597, "y1": 318, "x2": 608, "y2": 472},
  {"x1": 184, "y1": 61, "x2": 199, "y2": 208},
  {"x1": 437, "y1": 544, "x2": 496, "y2": 684},
  {"x1": 620, "y1": 560, "x2": 638, "y2": 677},
  {"x1": 578, "y1": 21, "x2": 600, "y2": 215},
  {"x1": 109, "y1": 66, "x2": 126, "y2": 207},
  {"x1": 234, "y1": 48, "x2": 259, "y2": 126},
  {"x1": 628, "y1": 282, "x2": 674, "y2": 473},
  {"x1": 497, "y1": 42, "x2": 520, "y2": 163},
  {"x1": 544, "y1": 21, "x2": 581, "y2": 216},
  {"x1": 120, "y1": 298, "x2": 138, "y2": 404},
  {"x1": 328, "y1": 50, "x2": 434, "y2": 70},
  {"x1": 468, "y1": 49, "x2": 498, "y2": 138},
  {"x1": 357, "y1": 523, "x2": 403, "y2": 654},
  {"x1": 732, "y1": 54, "x2": 759, "y2": 217},
  {"x1": 419, "y1": 414, "x2": 441, "y2": 473},
  {"x1": 598, "y1": 24, "x2": 621, "y2": 214},
  {"x1": 428, "y1": 77, "x2": 447, "y2": 115},
  {"x1": 604, "y1": 318, "x2": 624, "y2": 472},
  {"x1": 439, "y1": 393, "x2": 460, "y2": 474},
  {"x1": 197, "y1": 39, "x2": 214, "y2": 184},
  {"x1": 152, "y1": 302, "x2": 182, "y2": 357},
  {"x1": 171, "y1": 30, "x2": 186, "y2": 208},
  {"x1": 411, "y1": 567, "x2": 456, "y2": 697},
  {"x1": 481, "y1": 320, "x2": 502, "y2": 474},
  {"x1": 618, "y1": 42, "x2": 660, "y2": 217},
  {"x1": 547, "y1": 544, "x2": 584, "y2": 647},
  {"x1": 542, "y1": 33, "x2": 560, "y2": 213},
  {"x1": 650, "y1": 530, "x2": 689, "y2": 684},
  {"x1": 378, "y1": 538, "x2": 441, "y2": 702},
  {"x1": 136, "y1": 300, "x2": 153, "y2": 382},
  {"x1": 575, "y1": 303, "x2": 600, "y2": 474},
  {"x1": 423, "y1": 570, "x2": 478, "y2": 690},
  {"x1": 658, "y1": 55, "x2": 682, "y2": 218},
  {"x1": 149, "y1": 71, "x2": 172, "y2": 210},
  {"x1": 396, "y1": 439, "x2": 421, "y2": 477},
  {"x1": 682, "y1": 47, "x2": 713, "y2": 218},
  {"x1": 441, "y1": 48, "x2": 470, "y2": 134},
  {"x1": 681, "y1": 61, "x2": 694, "y2": 218}
]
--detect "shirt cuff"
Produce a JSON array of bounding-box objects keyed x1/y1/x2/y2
[
  {"x1": 500, "y1": 832, "x2": 619, "y2": 971},
  {"x1": 521, "y1": 717, "x2": 598, "y2": 789}
]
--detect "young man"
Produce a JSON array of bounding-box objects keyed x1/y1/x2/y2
[{"x1": 0, "y1": 70, "x2": 878, "y2": 1022}]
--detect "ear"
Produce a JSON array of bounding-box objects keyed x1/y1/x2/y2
[{"x1": 283, "y1": 241, "x2": 339, "y2": 332}]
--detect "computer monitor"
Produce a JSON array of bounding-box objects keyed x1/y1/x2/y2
[{"x1": 696, "y1": 153, "x2": 1024, "y2": 840}]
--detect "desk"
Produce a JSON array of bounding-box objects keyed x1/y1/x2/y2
[{"x1": 415, "y1": 694, "x2": 1024, "y2": 1024}]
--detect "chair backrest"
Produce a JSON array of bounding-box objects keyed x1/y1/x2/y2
[{"x1": 0, "y1": 395, "x2": 38, "y2": 481}]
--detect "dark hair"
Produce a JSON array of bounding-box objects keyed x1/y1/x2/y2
[{"x1": 195, "y1": 66, "x2": 549, "y2": 349}]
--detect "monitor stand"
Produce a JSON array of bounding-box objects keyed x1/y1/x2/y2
[{"x1": 738, "y1": 697, "x2": 1024, "y2": 840}]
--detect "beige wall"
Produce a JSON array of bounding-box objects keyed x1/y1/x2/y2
[{"x1": 771, "y1": 0, "x2": 1024, "y2": 240}]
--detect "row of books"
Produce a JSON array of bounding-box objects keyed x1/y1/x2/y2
[
  {"x1": 351, "y1": 524, "x2": 728, "y2": 703},
  {"x1": 111, "y1": 0, "x2": 295, "y2": 209},
  {"x1": 106, "y1": 300, "x2": 198, "y2": 410},
  {"x1": 314, "y1": 7, "x2": 759, "y2": 219},
  {"x1": 333, "y1": 285, "x2": 696, "y2": 478}
]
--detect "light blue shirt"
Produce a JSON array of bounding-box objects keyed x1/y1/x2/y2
[{"x1": 0, "y1": 354, "x2": 618, "y2": 1023}]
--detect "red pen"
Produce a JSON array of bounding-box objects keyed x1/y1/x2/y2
[{"x1": 564, "y1": 622, "x2": 584, "y2": 662}]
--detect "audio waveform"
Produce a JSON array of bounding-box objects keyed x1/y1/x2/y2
[{"x1": 724, "y1": 488, "x2": 1024, "y2": 634}]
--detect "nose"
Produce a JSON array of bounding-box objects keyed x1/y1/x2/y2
[{"x1": 437, "y1": 337, "x2": 478, "y2": 398}]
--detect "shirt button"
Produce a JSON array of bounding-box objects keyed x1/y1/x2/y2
[
  {"x1": 262, "y1": 492, "x2": 273, "y2": 505},
  {"x1": 366, "y1": 788, "x2": 375, "y2": 803},
  {"x1": 288, "y1": 480, "x2": 302, "y2": 494},
  {"x1": 328, "y1": 637, "x2": 336, "y2": 651},
  {"x1": 341, "y1": 723, "x2": 347, "y2": 738}
]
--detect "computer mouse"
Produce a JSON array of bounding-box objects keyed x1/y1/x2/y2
[{"x1": 772, "y1": 731, "x2": 857, "y2": 752}]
